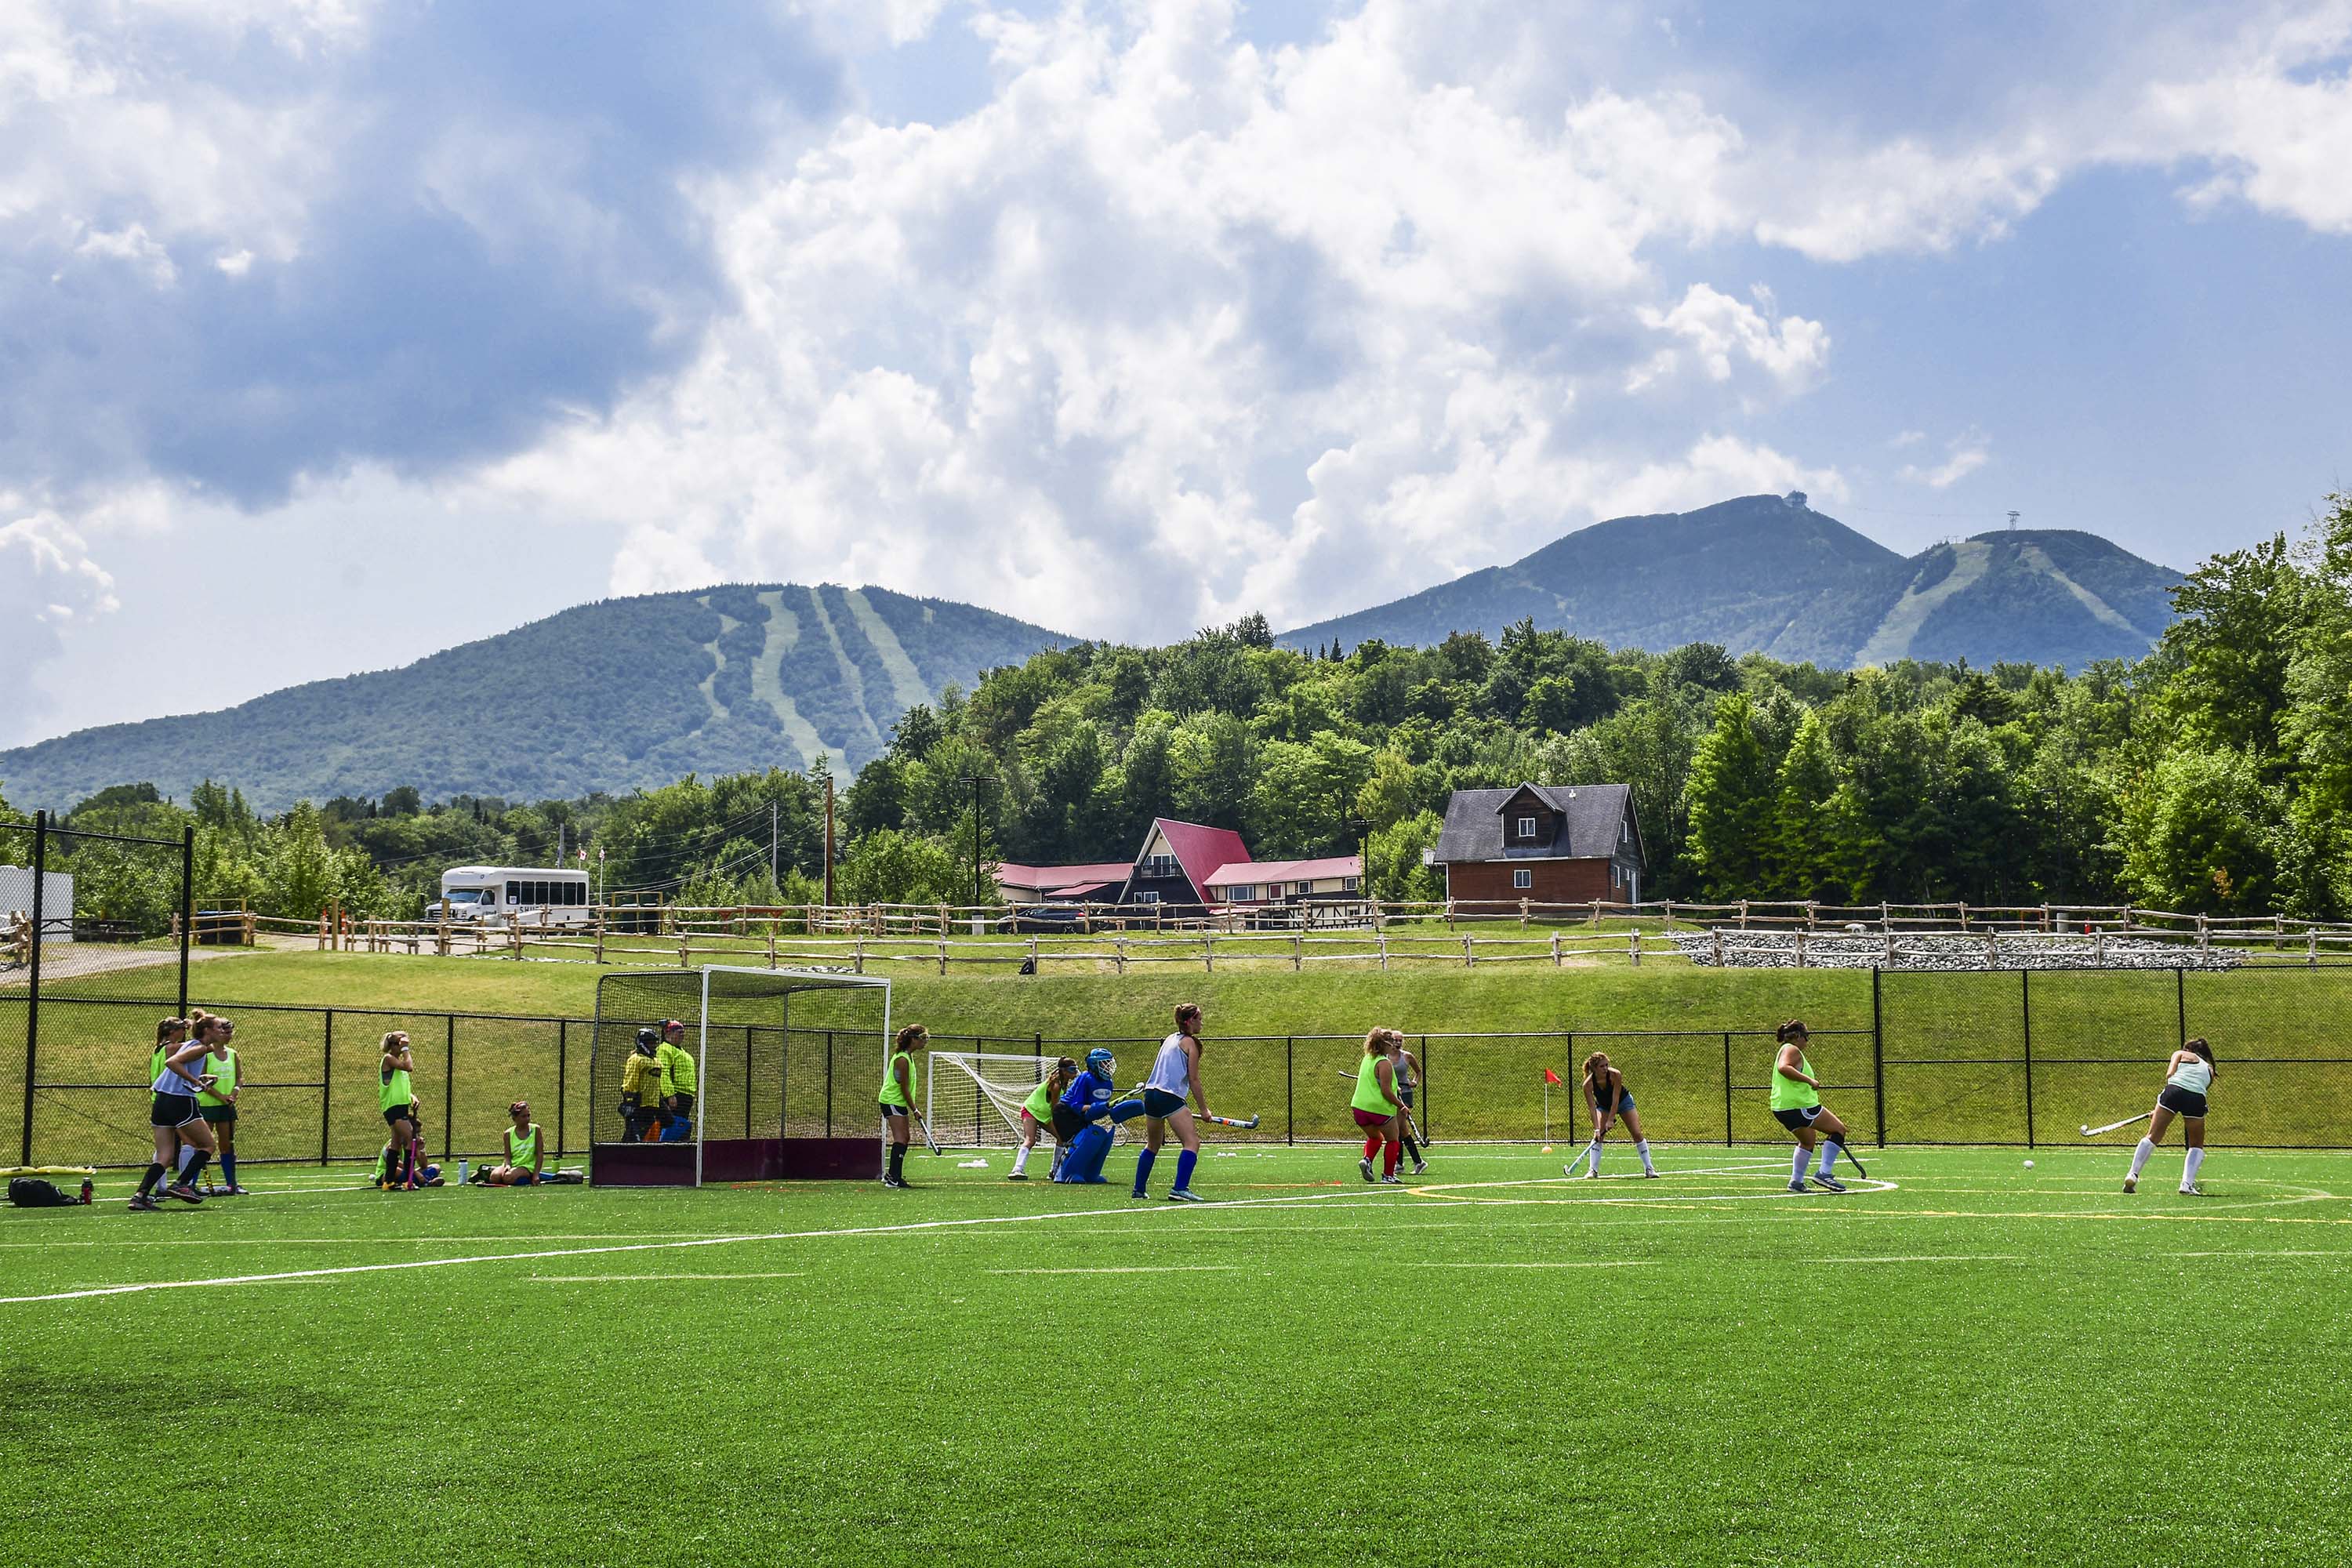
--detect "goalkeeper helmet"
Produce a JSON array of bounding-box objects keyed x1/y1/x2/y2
[
  {"x1": 635, "y1": 1027, "x2": 659, "y2": 1053},
  {"x1": 1086, "y1": 1047, "x2": 1116, "y2": 1080}
]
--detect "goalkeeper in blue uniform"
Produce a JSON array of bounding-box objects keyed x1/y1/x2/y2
[{"x1": 1052, "y1": 1048, "x2": 1140, "y2": 1183}]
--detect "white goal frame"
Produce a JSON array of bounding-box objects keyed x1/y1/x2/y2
[{"x1": 926, "y1": 1049, "x2": 1132, "y2": 1149}]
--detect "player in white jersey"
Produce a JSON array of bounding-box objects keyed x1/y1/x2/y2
[
  {"x1": 135, "y1": 1017, "x2": 221, "y2": 1210},
  {"x1": 1131, "y1": 1002, "x2": 1210, "y2": 1203},
  {"x1": 2125, "y1": 1036, "x2": 2217, "y2": 1196}
]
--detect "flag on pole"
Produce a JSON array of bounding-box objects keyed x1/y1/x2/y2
[{"x1": 1542, "y1": 1068, "x2": 1563, "y2": 1084}]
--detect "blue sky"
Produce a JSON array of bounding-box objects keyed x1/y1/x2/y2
[{"x1": 5, "y1": 0, "x2": 2350, "y2": 750}]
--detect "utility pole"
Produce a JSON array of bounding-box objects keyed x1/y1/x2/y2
[
  {"x1": 557, "y1": 821, "x2": 565, "y2": 867},
  {"x1": 822, "y1": 776, "x2": 835, "y2": 907},
  {"x1": 770, "y1": 800, "x2": 779, "y2": 895}
]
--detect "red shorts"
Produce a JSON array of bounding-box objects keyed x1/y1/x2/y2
[{"x1": 1352, "y1": 1107, "x2": 1393, "y2": 1131}]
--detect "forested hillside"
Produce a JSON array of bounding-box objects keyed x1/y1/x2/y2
[
  {"x1": 1282, "y1": 494, "x2": 2178, "y2": 670},
  {"x1": 12, "y1": 495, "x2": 2345, "y2": 930},
  {"x1": 0, "y1": 586, "x2": 1069, "y2": 811}
]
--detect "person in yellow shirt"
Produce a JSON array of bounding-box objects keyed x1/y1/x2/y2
[
  {"x1": 655, "y1": 1020, "x2": 697, "y2": 1141},
  {"x1": 620, "y1": 1029, "x2": 665, "y2": 1142},
  {"x1": 485, "y1": 1101, "x2": 548, "y2": 1185}
]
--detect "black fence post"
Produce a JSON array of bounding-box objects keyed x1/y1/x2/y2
[
  {"x1": 1285, "y1": 1036, "x2": 1294, "y2": 1146},
  {"x1": 321, "y1": 1009, "x2": 333, "y2": 1166},
  {"x1": 444, "y1": 1015, "x2": 456, "y2": 1161},
  {"x1": 1871, "y1": 967, "x2": 1887, "y2": 1148},
  {"x1": 556, "y1": 1021, "x2": 568, "y2": 1156},
  {"x1": 21, "y1": 811, "x2": 45, "y2": 1165},
  {"x1": 1722, "y1": 1031, "x2": 1733, "y2": 1146},
  {"x1": 2020, "y1": 967, "x2": 2035, "y2": 1149},
  {"x1": 825, "y1": 1029, "x2": 834, "y2": 1138},
  {"x1": 176, "y1": 826, "x2": 194, "y2": 1017},
  {"x1": 2176, "y1": 965, "x2": 2187, "y2": 1048}
]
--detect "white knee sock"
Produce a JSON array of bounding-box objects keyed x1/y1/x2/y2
[
  {"x1": 1587, "y1": 1141, "x2": 1603, "y2": 1175},
  {"x1": 1791, "y1": 1145, "x2": 1810, "y2": 1183},
  {"x1": 2129, "y1": 1138, "x2": 2154, "y2": 1179},
  {"x1": 1635, "y1": 1139, "x2": 1656, "y2": 1175},
  {"x1": 1011, "y1": 1144, "x2": 1030, "y2": 1176},
  {"x1": 2182, "y1": 1148, "x2": 2206, "y2": 1189}
]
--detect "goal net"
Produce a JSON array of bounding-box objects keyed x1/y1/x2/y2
[
  {"x1": 590, "y1": 965, "x2": 890, "y2": 1185},
  {"x1": 927, "y1": 1049, "x2": 1139, "y2": 1149}
]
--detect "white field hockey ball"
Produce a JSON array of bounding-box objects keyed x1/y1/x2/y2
[{"x1": 2024, "y1": 1160, "x2": 2034, "y2": 1168}]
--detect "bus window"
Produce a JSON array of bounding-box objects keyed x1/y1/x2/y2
[{"x1": 506, "y1": 881, "x2": 518, "y2": 902}]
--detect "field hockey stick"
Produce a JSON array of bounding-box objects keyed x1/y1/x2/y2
[
  {"x1": 2082, "y1": 1110, "x2": 2151, "y2": 1138},
  {"x1": 913, "y1": 1109, "x2": 943, "y2": 1156},
  {"x1": 1560, "y1": 1140, "x2": 1595, "y2": 1177},
  {"x1": 1337, "y1": 1069, "x2": 1356, "y2": 1080},
  {"x1": 1199, "y1": 1112, "x2": 1259, "y2": 1130}
]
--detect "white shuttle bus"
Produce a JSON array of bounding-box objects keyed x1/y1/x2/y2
[{"x1": 435, "y1": 866, "x2": 594, "y2": 926}]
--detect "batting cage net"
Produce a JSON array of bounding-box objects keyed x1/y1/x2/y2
[{"x1": 588, "y1": 966, "x2": 888, "y2": 1185}]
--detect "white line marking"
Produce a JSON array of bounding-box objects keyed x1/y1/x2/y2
[
  {"x1": 527, "y1": 1272, "x2": 808, "y2": 1283},
  {"x1": 988, "y1": 1265, "x2": 1237, "y2": 1276},
  {"x1": 1803, "y1": 1254, "x2": 2023, "y2": 1265},
  {"x1": 1413, "y1": 1260, "x2": 1657, "y2": 1269},
  {"x1": 0, "y1": 1188, "x2": 1407, "y2": 1305}
]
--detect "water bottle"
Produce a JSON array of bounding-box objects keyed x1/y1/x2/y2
[
  {"x1": 456, "y1": 1159, "x2": 468, "y2": 1187},
  {"x1": 80, "y1": 1177, "x2": 93, "y2": 1205}
]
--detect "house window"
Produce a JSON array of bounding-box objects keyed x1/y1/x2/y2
[
  {"x1": 1512, "y1": 868, "x2": 1532, "y2": 890},
  {"x1": 1140, "y1": 853, "x2": 1179, "y2": 880},
  {"x1": 1134, "y1": 891, "x2": 1161, "y2": 905},
  {"x1": 1516, "y1": 816, "x2": 1536, "y2": 840},
  {"x1": 1343, "y1": 877, "x2": 1359, "y2": 892}
]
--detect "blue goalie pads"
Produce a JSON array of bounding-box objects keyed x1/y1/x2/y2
[{"x1": 1055, "y1": 1122, "x2": 1114, "y2": 1182}]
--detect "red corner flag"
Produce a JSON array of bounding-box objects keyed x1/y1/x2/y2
[{"x1": 1542, "y1": 1068, "x2": 1563, "y2": 1085}]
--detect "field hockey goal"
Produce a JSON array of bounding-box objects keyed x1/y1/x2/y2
[
  {"x1": 589, "y1": 966, "x2": 889, "y2": 1186},
  {"x1": 927, "y1": 1050, "x2": 1142, "y2": 1149}
]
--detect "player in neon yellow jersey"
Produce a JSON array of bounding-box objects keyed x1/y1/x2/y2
[
  {"x1": 879, "y1": 1024, "x2": 925, "y2": 1189},
  {"x1": 485, "y1": 1100, "x2": 548, "y2": 1185},
  {"x1": 1010, "y1": 1056, "x2": 1078, "y2": 1181},
  {"x1": 1770, "y1": 1020, "x2": 1859, "y2": 1193},
  {"x1": 378, "y1": 1031, "x2": 420, "y2": 1189},
  {"x1": 194, "y1": 1015, "x2": 249, "y2": 1194}
]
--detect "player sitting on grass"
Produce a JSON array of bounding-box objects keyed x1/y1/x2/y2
[
  {"x1": 1572, "y1": 1051, "x2": 1657, "y2": 1180},
  {"x1": 1011, "y1": 1056, "x2": 1078, "y2": 1180},
  {"x1": 1352, "y1": 1028, "x2": 1407, "y2": 1184},
  {"x1": 1770, "y1": 1021, "x2": 1857, "y2": 1193},
  {"x1": 620, "y1": 1029, "x2": 665, "y2": 1142},
  {"x1": 484, "y1": 1101, "x2": 547, "y2": 1185},
  {"x1": 2125, "y1": 1037, "x2": 2217, "y2": 1196},
  {"x1": 879, "y1": 1025, "x2": 925, "y2": 1189},
  {"x1": 1051, "y1": 1049, "x2": 1124, "y2": 1184},
  {"x1": 1131, "y1": 1004, "x2": 1210, "y2": 1203},
  {"x1": 656, "y1": 1020, "x2": 697, "y2": 1141},
  {"x1": 133, "y1": 1018, "x2": 220, "y2": 1210},
  {"x1": 195, "y1": 1014, "x2": 249, "y2": 1195}
]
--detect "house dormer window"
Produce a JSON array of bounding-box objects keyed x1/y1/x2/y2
[{"x1": 1516, "y1": 816, "x2": 1536, "y2": 840}]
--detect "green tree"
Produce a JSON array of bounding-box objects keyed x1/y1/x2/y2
[
  {"x1": 1685, "y1": 695, "x2": 1778, "y2": 898},
  {"x1": 837, "y1": 828, "x2": 964, "y2": 906},
  {"x1": 1364, "y1": 809, "x2": 1445, "y2": 902},
  {"x1": 2111, "y1": 748, "x2": 2279, "y2": 914}
]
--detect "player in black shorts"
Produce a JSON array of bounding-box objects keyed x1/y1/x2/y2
[{"x1": 136, "y1": 1019, "x2": 220, "y2": 1210}]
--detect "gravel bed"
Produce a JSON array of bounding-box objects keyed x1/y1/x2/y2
[{"x1": 1668, "y1": 931, "x2": 2245, "y2": 971}]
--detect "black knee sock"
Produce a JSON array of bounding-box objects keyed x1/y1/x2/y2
[
  {"x1": 139, "y1": 1163, "x2": 165, "y2": 1196},
  {"x1": 888, "y1": 1142, "x2": 906, "y2": 1179},
  {"x1": 183, "y1": 1151, "x2": 209, "y2": 1186},
  {"x1": 1403, "y1": 1134, "x2": 1421, "y2": 1160}
]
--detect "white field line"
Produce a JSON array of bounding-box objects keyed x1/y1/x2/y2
[
  {"x1": 1413, "y1": 1260, "x2": 1657, "y2": 1269},
  {"x1": 1806, "y1": 1254, "x2": 2023, "y2": 1265},
  {"x1": 0, "y1": 1187, "x2": 1410, "y2": 1306},
  {"x1": 988, "y1": 1265, "x2": 1237, "y2": 1275},
  {"x1": 0, "y1": 1233, "x2": 745, "y2": 1249},
  {"x1": 527, "y1": 1272, "x2": 806, "y2": 1283}
]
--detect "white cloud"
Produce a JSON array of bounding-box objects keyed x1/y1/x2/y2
[
  {"x1": 1900, "y1": 433, "x2": 1992, "y2": 489},
  {"x1": 1637, "y1": 283, "x2": 1830, "y2": 390},
  {"x1": 0, "y1": 496, "x2": 119, "y2": 742}
]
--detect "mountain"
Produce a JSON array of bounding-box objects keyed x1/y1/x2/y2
[
  {"x1": 1, "y1": 585, "x2": 1072, "y2": 811},
  {"x1": 1281, "y1": 493, "x2": 2180, "y2": 669}
]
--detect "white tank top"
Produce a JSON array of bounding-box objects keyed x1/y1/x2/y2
[
  {"x1": 2166, "y1": 1056, "x2": 2212, "y2": 1094},
  {"x1": 151, "y1": 1051, "x2": 204, "y2": 1098},
  {"x1": 1145, "y1": 1033, "x2": 1192, "y2": 1099}
]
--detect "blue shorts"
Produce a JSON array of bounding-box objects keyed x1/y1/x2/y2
[
  {"x1": 510, "y1": 1170, "x2": 539, "y2": 1185},
  {"x1": 1142, "y1": 1088, "x2": 1187, "y2": 1120}
]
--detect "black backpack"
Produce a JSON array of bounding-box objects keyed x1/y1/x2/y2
[{"x1": 8, "y1": 1177, "x2": 72, "y2": 1208}]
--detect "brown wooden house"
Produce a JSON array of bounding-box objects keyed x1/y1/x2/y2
[{"x1": 1433, "y1": 783, "x2": 1645, "y2": 905}]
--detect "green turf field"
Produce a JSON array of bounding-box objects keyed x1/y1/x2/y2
[{"x1": 9, "y1": 1145, "x2": 2349, "y2": 1565}]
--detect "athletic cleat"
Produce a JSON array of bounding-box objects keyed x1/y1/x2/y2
[
  {"x1": 1411, "y1": 1158, "x2": 1428, "y2": 1175},
  {"x1": 163, "y1": 1182, "x2": 204, "y2": 1203},
  {"x1": 1378, "y1": 1174, "x2": 1404, "y2": 1185},
  {"x1": 1358, "y1": 1156, "x2": 1376, "y2": 1183},
  {"x1": 2180, "y1": 1185, "x2": 2205, "y2": 1196},
  {"x1": 224, "y1": 1184, "x2": 252, "y2": 1196},
  {"x1": 1129, "y1": 1189, "x2": 1150, "y2": 1200},
  {"x1": 1165, "y1": 1189, "x2": 1207, "y2": 1203},
  {"x1": 1006, "y1": 1172, "x2": 1027, "y2": 1181},
  {"x1": 2122, "y1": 1176, "x2": 2137, "y2": 1193},
  {"x1": 127, "y1": 1193, "x2": 161, "y2": 1212},
  {"x1": 1641, "y1": 1169, "x2": 1660, "y2": 1178},
  {"x1": 1584, "y1": 1168, "x2": 1600, "y2": 1179},
  {"x1": 1788, "y1": 1179, "x2": 1808, "y2": 1193},
  {"x1": 1809, "y1": 1172, "x2": 1848, "y2": 1192},
  {"x1": 880, "y1": 1174, "x2": 905, "y2": 1189}
]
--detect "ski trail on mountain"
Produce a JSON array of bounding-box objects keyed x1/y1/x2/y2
[
  {"x1": 1854, "y1": 540, "x2": 1992, "y2": 666},
  {"x1": 2020, "y1": 544, "x2": 2141, "y2": 633},
  {"x1": 696, "y1": 602, "x2": 739, "y2": 722},
  {"x1": 803, "y1": 586, "x2": 885, "y2": 750},
  {"x1": 844, "y1": 589, "x2": 929, "y2": 712},
  {"x1": 751, "y1": 590, "x2": 833, "y2": 771}
]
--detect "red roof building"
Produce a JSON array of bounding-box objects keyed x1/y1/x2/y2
[{"x1": 1202, "y1": 856, "x2": 1363, "y2": 906}]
